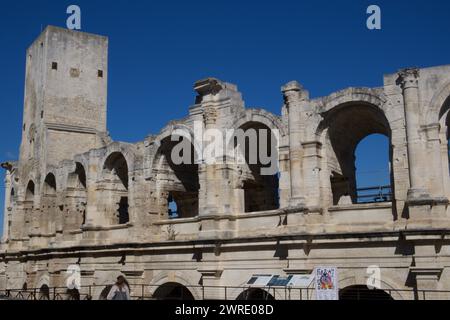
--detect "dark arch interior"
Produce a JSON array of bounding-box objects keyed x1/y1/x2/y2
[
  {"x1": 66, "y1": 163, "x2": 88, "y2": 229},
  {"x1": 236, "y1": 288, "x2": 275, "y2": 301},
  {"x1": 103, "y1": 152, "x2": 129, "y2": 224},
  {"x1": 439, "y1": 95, "x2": 450, "y2": 121},
  {"x1": 339, "y1": 285, "x2": 393, "y2": 300},
  {"x1": 39, "y1": 284, "x2": 50, "y2": 300},
  {"x1": 236, "y1": 122, "x2": 279, "y2": 213},
  {"x1": 43, "y1": 173, "x2": 57, "y2": 195},
  {"x1": 157, "y1": 136, "x2": 199, "y2": 219},
  {"x1": 74, "y1": 162, "x2": 87, "y2": 189},
  {"x1": 152, "y1": 282, "x2": 195, "y2": 300},
  {"x1": 25, "y1": 181, "x2": 35, "y2": 201},
  {"x1": 67, "y1": 163, "x2": 87, "y2": 191},
  {"x1": 103, "y1": 152, "x2": 129, "y2": 190},
  {"x1": 321, "y1": 104, "x2": 392, "y2": 205}
]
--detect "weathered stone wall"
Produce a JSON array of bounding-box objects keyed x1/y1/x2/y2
[{"x1": 2, "y1": 27, "x2": 450, "y2": 299}]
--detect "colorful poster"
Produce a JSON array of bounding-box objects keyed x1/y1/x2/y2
[{"x1": 315, "y1": 267, "x2": 339, "y2": 300}]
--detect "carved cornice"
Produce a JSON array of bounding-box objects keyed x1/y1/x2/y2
[{"x1": 398, "y1": 68, "x2": 420, "y2": 90}]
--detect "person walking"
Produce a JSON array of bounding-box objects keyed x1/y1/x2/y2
[{"x1": 106, "y1": 276, "x2": 131, "y2": 300}]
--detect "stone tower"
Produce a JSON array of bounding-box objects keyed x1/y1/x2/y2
[{"x1": 19, "y1": 26, "x2": 109, "y2": 176}]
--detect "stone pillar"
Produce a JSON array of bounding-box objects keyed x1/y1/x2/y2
[
  {"x1": 193, "y1": 79, "x2": 243, "y2": 238},
  {"x1": 84, "y1": 154, "x2": 101, "y2": 229},
  {"x1": 302, "y1": 141, "x2": 322, "y2": 208},
  {"x1": 398, "y1": 68, "x2": 431, "y2": 202},
  {"x1": 423, "y1": 124, "x2": 447, "y2": 200},
  {"x1": 2, "y1": 170, "x2": 12, "y2": 242},
  {"x1": 202, "y1": 105, "x2": 219, "y2": 216},
  {"x1": 282, "y1": 81, "x2": 307, "y2": 207}
]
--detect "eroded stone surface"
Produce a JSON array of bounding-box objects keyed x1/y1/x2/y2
[{"x1": 2, "y1": 26, "x2": 450, "y2": 299}]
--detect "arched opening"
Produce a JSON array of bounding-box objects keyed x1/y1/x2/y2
[
  {"x1": 441, "y1": 99, "x2": 450, "y2": 182},
  {"x1": 354, "y1": 134, "x2": 392, "y2": 203},
  {"x1": 152, "y1": 282, "x2": 195, "y2": 300},
  {"x1": 434, "y1": 94, "x2": 450, "y2": 198},
  {"x1": 236, "y1": 288, "x2": 275, "y2": 300},
  {"x1": 447, "y1": 114, "x2": 450, "y2": 173},
  {"x1": 103, "y1": 152, "x2": 129, "y2": 225},
  {"x1": 234, "y1": 122, "x2": 279, "y2": 213},
  {"x1": 42, "y1": 173, "x2": 57, "y2": 234},
  {"x1": 6, "y1": 187, "x2": 14, "y2": 239},
  {"x1": 65, "y1": 163, "x2": 88, "y2": 230},
  {"x1": 339, "y1": 285, "x2": 394, "y2": 300},
  {"x1": 43, "y1": 173, "x2": 57, "y2": 194},
  {"x1": 154, "y1": 136, "x2": 199, "y2": 219},
  {"x1": 25, "y1": 180, "x2": 35, "y2": 202},
  {"x1": 66, "y1": 288, "x2": 80, "y2": 300},
  {"x1": 39, "y1": 284, "x2": 50, "y2": 300},
  {"x1": 24, "y1": 181, "x2": 35, "y2": 237},
  {"x1": 320, "y1": 104, "x2": 392, "y2": 206}
]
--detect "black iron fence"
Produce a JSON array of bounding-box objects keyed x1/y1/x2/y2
[{"x1": 1, "y1": 284, "x2": 450, "y2": 301}]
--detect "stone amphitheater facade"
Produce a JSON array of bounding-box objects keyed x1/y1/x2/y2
[{"x1": 2, "y1": 26, "x2": 450, "y2": 300}]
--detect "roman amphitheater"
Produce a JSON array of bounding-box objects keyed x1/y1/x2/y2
[{"x1": 2, "y1": 26, "x2": 450, "y2": 300}]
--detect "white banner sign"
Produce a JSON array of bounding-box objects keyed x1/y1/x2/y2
[
  {"x1": 287, "y1": 274, "x2": 314, "y2": 288},
  {"x1": 315, "y1": 267, "x2": 339, "y2": 300}
]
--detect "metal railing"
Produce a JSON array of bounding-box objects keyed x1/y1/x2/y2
[
  {"x1": 357, "y1": 185, "x2": 392, "y2": 203},
  {"x1": 1, "y1": 284, "x2": 450, "y2": 301}
]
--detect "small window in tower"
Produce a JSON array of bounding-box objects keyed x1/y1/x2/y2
[
  {"x1": 98, "y1": 70, "x2": 103, "y2": 78},
  {"x1": 41, "y1": 111, "x2": 44, "y2": 118},
  {"x1": 23, "y1": 124, "x2": 26, "y2": 131},
  {"x1": 52, "y1": 62, "x2": 58, "y2": 70}
]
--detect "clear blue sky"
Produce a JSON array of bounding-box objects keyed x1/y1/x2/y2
[{"x1": 1, "y1": 0, "x2": 450, "y2": 232}]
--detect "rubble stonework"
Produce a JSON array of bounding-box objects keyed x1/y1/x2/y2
[{"x1": 2, "y1": 26, "x2": 450, "y2": 299}]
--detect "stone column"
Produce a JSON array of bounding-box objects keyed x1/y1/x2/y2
[
  {"x1": 398, "y1": 68, "x2": 431, "y2": 202},
  {"x1": 201, "y1": 105, "x2": 219, "y2": 216},
  {"x1": 282, "y1": 81, "x2": 306, "y2": 207},
  {"x1": 2, "y1": 170, "x2": 12, "y2": 242},
  {"x1": 83, "y1": 154, "x2": 101, "y2": 233},
  {"x1": 193, "y1": 78, "x2": 244, "y2": 237},
  {"x1": 423, "y1": 124, "x2": 447, "y2": 199},
  {"x1": 302, "y1": 141, "x2": 323, "y2": 207}
]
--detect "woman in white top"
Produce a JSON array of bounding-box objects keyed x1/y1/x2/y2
[{"x1": 107, "y1": 276, "x2": 131, "y2": 300}]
